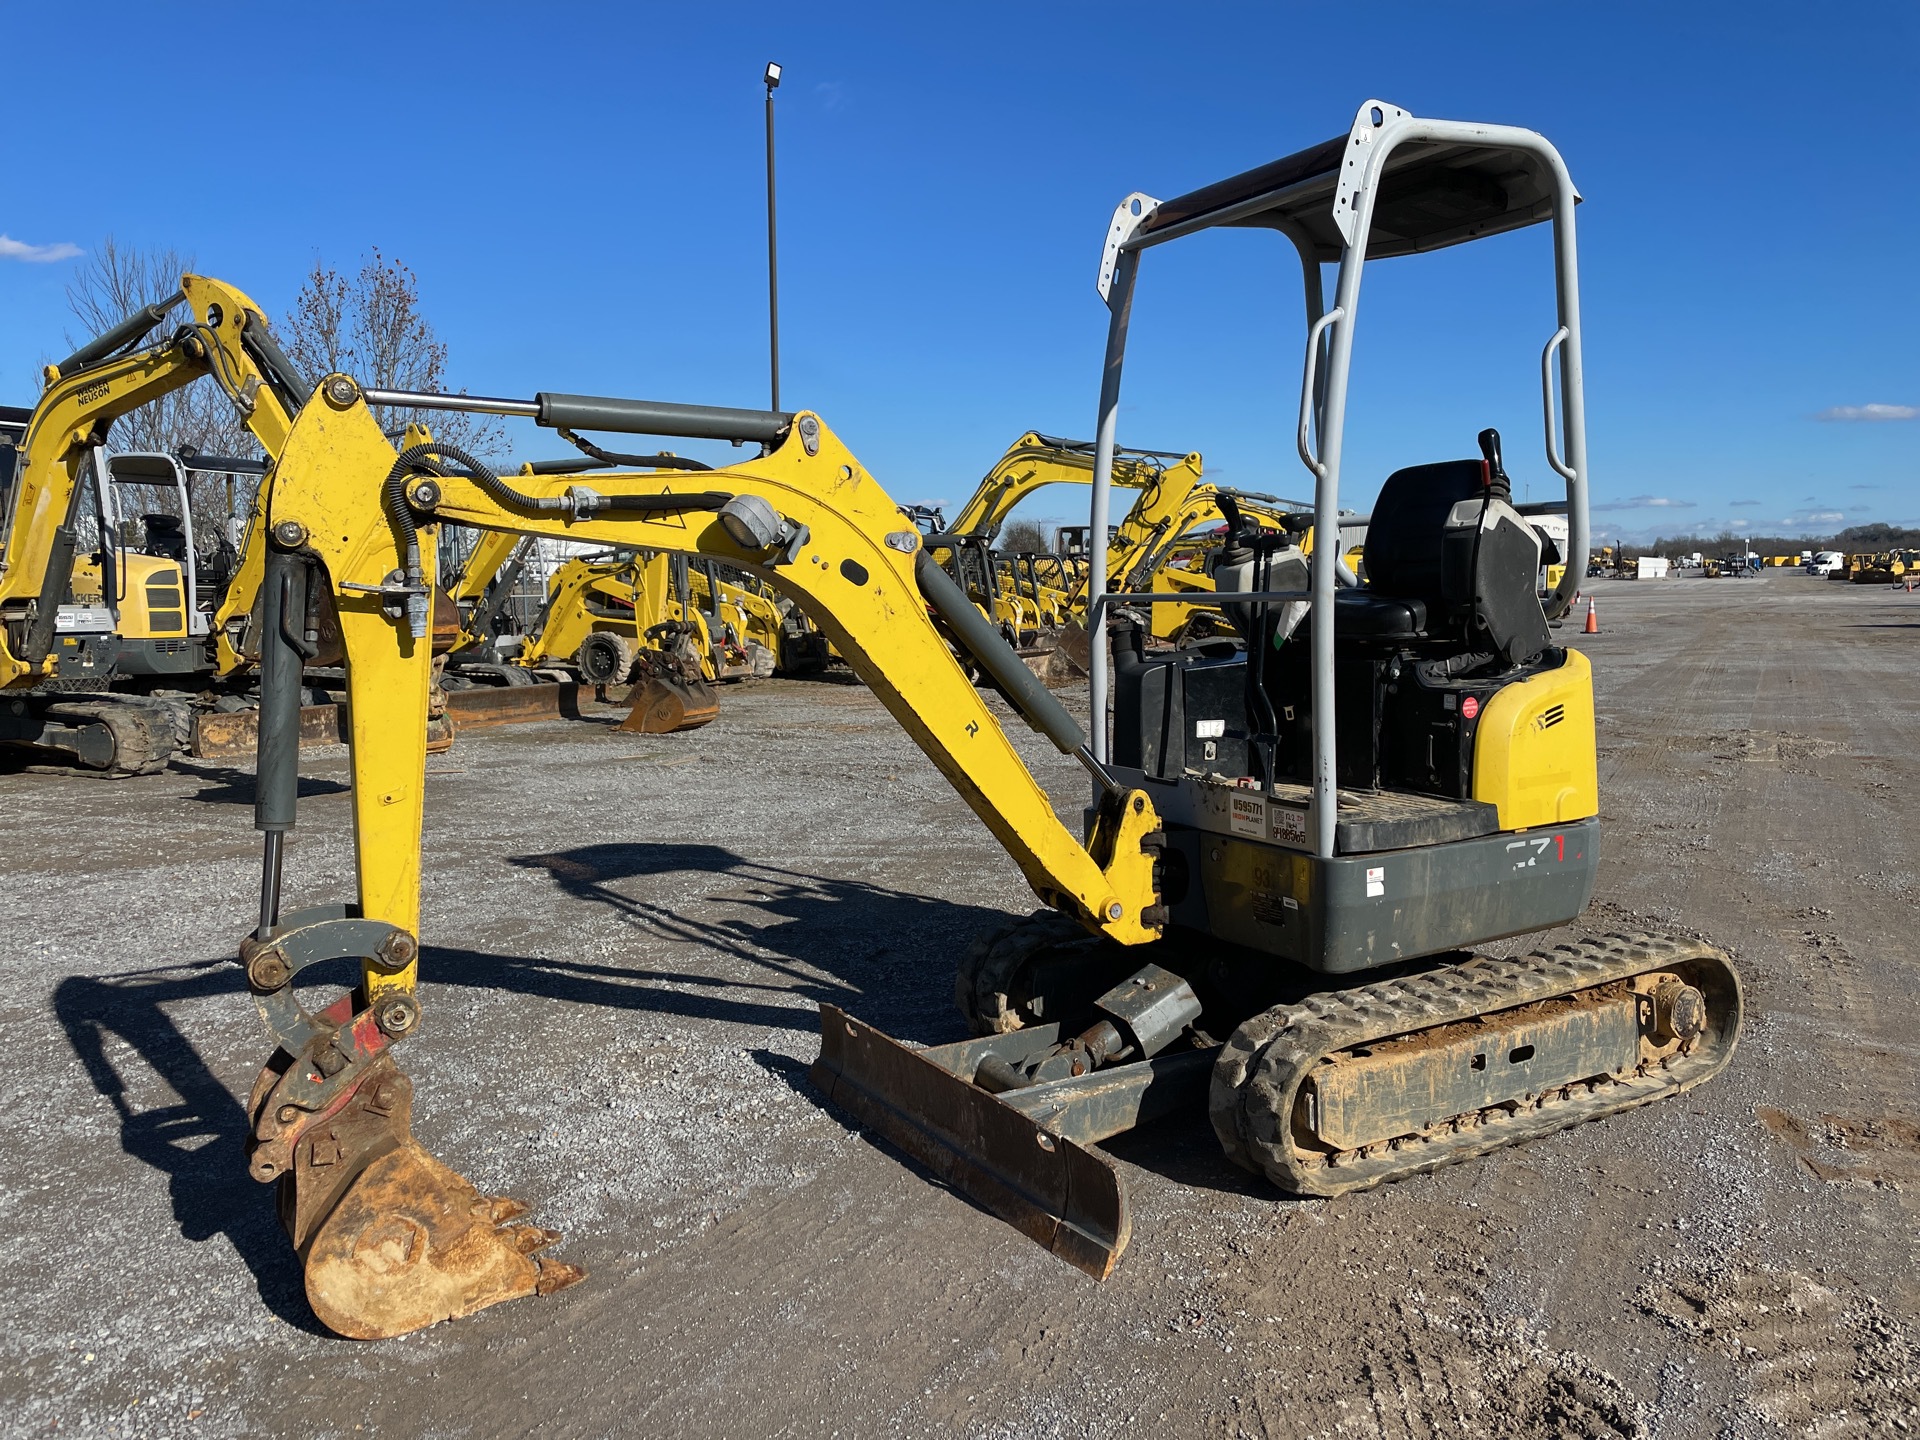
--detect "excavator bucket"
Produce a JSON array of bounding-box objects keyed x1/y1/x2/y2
[
  {"x1": 619, "y1": 672, "x2": 719, "y2": 734},
  {"x1": 247, "y1": 1002, "x2": 583, "y2": 1340},
  {"x1": 812, "y1": 1004, "x2": 1153, "y2": 1279}
]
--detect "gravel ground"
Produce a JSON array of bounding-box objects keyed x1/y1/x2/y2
[{"x1": 0, "y1": 570, "x2": 1915, "y2": 1438}]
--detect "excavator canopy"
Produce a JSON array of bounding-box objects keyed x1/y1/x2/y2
[{"x1": 1134, "y1": 102, "x2": 1574, "y2": 260}]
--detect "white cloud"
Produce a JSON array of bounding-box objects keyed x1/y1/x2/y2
[
  {"x1": 1728, "y1": 519, "x2": 1752, "y2": 530},
  {"x1": 0, "y1": 234, "x2": 82, "y2": 263},
  {"x1": 1784, "y1": 510, "x2": 1845, "y2": 527},
  {"x1": 1816, "y1": 403, "x2": 1917, "y2": 422},
  {"x1": 1592, "y1": 495, "x2": 1697, "y2": 512}
]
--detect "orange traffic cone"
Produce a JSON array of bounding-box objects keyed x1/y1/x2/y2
[{"x1": 1583, "y1": 598, "x2": 1599, "y2": 634}]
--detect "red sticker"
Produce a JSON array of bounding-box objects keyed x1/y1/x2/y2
[{"x1": 1461, "y1": 696, "x2": 1480, "y2": 720}]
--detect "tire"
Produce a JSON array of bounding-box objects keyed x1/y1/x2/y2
[{"x1": 574, "y1": 633, "x2": 638, "y2": 686}]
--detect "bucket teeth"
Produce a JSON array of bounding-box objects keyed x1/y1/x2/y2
[
  {"x1": 507, "y1": 1225, "x2": 564, "y2": 1255},
  {"x1": 535, "y1": 1259, "x2": 589, "y2": 1296}
]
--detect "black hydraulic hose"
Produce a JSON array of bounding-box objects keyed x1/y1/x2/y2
[
  {"x1": 384, "y1": 441, "x2": 733, "y2": 632},
  {"x1": 241, "y1": 312, "x2": 314, "y2": 409},
  {"x1": 592, "y1": 493, "x2": 730, "y2": 514},
  {"x1": 390, "y1": 441, "x2": 727, "y2": 525},
  {"x1": 558, "y1": 428, "x2": 715, "y2": 471}
]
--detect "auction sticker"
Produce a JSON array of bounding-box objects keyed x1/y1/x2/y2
[
  {"x1": 1269, "y1": 807, "x2": 1308, "y2": 846},
  {"x1": 1366, "y1": 865, "x2": 1386, "y2": 898},
  {"x1": 1230, "y1": 795, "x2": 1265, "y2": 837}
]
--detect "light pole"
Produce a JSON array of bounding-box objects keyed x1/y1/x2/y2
[{"x1": 763, "y1": 61, "x2": 782, "y2": 413}]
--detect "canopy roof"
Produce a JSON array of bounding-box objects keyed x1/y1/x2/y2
[{"x1": 1137, "y1": 124, "x2": 1567, "y2": 261}]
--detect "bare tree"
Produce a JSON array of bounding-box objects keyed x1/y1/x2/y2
[
  {"x1": 999, "y1": 518, "x2": 1056, "y2": 554},
  {"x1": 281, "y1": 249, "x2": 504, "y2": 458},
  {"x1": 64, "y1": 238, "x2": 257, "y2": 548}
]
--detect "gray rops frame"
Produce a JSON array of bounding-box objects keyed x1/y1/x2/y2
[{"x1": 1085, "y1": 99, "x2": 1592, "y2": 860}]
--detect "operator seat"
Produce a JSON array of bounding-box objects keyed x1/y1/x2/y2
[
  {"x1": 1334, "y1": 431, "x2": 1550, "y2": 668},
  {"x1": 141, "y1": 513, "x2": 188, "y2": 563}
]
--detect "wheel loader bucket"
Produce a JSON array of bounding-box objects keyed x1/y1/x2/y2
[
  {"x1": 809, "y1": 1004, "x2": 1133, "y2": 1279},
  {"x1": 248, "y1": 1025, "x2": 583, "y2": 1339},
  {"x1": 619, "y1": 673, "x2": 719, "y2": 733}
]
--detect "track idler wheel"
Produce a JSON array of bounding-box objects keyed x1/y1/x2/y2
[
  {"x1": 619, "y1": 672, "x2": 719, "y2": 733},
  {"x1": 248, "y1": 1016, "x2": 583, "y2": 1339}
]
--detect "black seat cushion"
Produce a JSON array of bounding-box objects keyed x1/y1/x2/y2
[
  {"x1": 1334, "y1": 590, "x2": 1427, "y2": 638},
  {"x1": 1364, "y1": 460, "x2": 1486, "y2": 601}
]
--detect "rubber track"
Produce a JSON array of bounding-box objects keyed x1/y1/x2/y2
[
  {"x1": 953, "y1": 909, "x2": 1092, "y2": 1036},
  {"x1": 40, "y1": 697, "x2": 174, "y2": 777},
  {"x1": 1209, "y1": 928, "x2": 1742, "y2": 1196}
]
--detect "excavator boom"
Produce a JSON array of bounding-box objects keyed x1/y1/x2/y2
[{"x1": 233, "y1": 380, "x2": 1167, "y2": 1336}]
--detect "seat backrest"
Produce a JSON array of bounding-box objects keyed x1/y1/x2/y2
[{"x1": 1362, "y1": 460, "x2": 1485, "y2": 600}]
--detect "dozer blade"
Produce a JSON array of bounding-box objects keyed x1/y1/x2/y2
[
  {"x1": 249, "y1": 1033, "x2": 583, "y2": 1340},
  {"x1": 444, "y1": 680, "x2": 585, "y2": 731},
  {"x1": 810, "y1": 1004, "x2": 1131, "y2": 1279},
  {"x1": 619, "y1": 673, "x2": 719, "y2": 734}
]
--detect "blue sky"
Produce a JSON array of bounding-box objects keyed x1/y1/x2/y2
[{"x1": 3, "y1": 2, "x2": 1913, "y2": 543}]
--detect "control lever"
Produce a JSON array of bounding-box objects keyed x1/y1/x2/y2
[{"x1": 1477, "y1": 428, "x2": 1512, "y2": 502}]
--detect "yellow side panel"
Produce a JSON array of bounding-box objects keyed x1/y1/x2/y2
[{"x1": 1470, "y1": 648, "x2": 1599, "y2": 830}]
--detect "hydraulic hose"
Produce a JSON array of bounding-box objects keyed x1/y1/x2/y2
[{"x1": 383, "y1": 442, "x2": 732, "y2": 634}]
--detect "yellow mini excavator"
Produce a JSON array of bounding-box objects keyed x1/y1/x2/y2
[
  {"x1": 202, "y1": 102, "x2": 1738, "y2": 1341},
  {"x1": 926, "y1": 433, "x2": 1202, "y2": 649},
  {"x1": 517, "y1": 549, "x2": 721, "y2": 732},
  {"x1": 0, "y1": 277, "x2": 304, "y2": 773}
]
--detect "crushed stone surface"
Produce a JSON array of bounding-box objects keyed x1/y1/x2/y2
[{"x1": 0, "y1": 571, "x2": 1915, "y2": 1438}]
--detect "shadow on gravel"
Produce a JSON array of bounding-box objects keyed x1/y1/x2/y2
[
  {"x1": 504, "y1": 841, "x2": 1000, "y2": 1042},
  {"x1": 177, "y1": 764, "x2": 350, "y2": 805},
  {"x1": 44, "y1": 843, "x2": 1018, "y2": 1320},
  {"x1": 51, "y1": 963, "x2": 327, "y2": 1333},
  {"x1": 1101, "y1": 1110, "x2": 1276, "y2": 1199}
]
